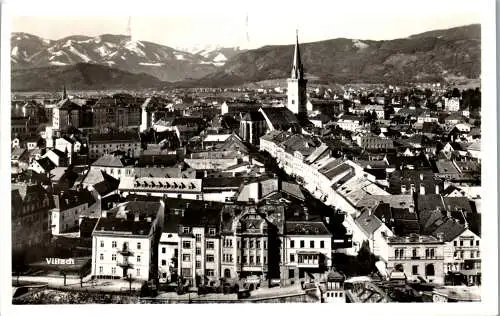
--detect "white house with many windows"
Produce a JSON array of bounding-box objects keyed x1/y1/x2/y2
[
  {"x1": 91, "y1": 201, "x2": 164, "y2": 281},
  {"x1": 283, "y1": 221, "x2": 333, "y2": 286},
  {"x1": 378, "y1": 234, "x2": 446, "y2": 284},
  {"x1": 432, "y1": 221, "x2": 481, "y2": 285}
]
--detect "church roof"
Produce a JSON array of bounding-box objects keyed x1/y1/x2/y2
[
  {"x1": 291, "y1": 31, "x2": 304, "y2": 80},
  {"x1": 260, "y1": 107, "x2": 300, "y2": 131}
]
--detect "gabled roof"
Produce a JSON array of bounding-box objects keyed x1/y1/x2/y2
[
  {"x1": 54, "y1": 189, "x2": 96, "y2": 211},
  {"x1": 443, "y1": 197, "x2": 473, "y2": 213},
  {"x1": 55, "y1": 98, "x2": 80, "y2": 110},
  {"x1": 242, "y1": 111, "x2": 265, "y2": 121},
  {"x1": 34, "y1": 157, "x2": 56, "y2": 172},
  {"x1": 285, "y1": 221, "x2": 330, "y2": 235},
  {"x1": 203, "y1": 177, "x2": 245, "y2": 189},
  {"x1": 355, "y1": 211, "x2": 383, "y2": 237},
  {"x1": 92, "y1": 154, "x2": 134, "y2": 168},
  {"x1": 281, "y1": 182, "x2": 305, "y2": 201},
  {"x1": 181, "y1": 208, "x2": 222, "y2": 229},
  {"x1": 260, "y1": 106, "x2": 300, "y2": 131},
  {"x1": 417, "y1": 194, "x2": 445, "y2": 213},
  {"x1": 218, "y1": 133, "x2": 249, "y2": 153},
  {"x1": 431, "y1": 219, "x2": 466, "y2": 242},
  {"x1": 419, "y1": 209, "x2": 445, "y2": 235},
  {"x1": 83, "y1": 169, "x2": 120, "y2": 196}
]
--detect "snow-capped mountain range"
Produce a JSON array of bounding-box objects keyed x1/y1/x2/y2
[{"x1": 11, "y1": 32, "x2": 243, "y2": 82}]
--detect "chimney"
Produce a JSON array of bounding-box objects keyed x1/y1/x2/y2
[
  {"x1": 437, "y1": 232, "x2": 444, "y2": 242},
  {"x1": 435, "y1": 185, "x2": 440, "y2": 195},
  {"x1": 419, "y1": 184, "x2": 425, "y2": 195}
]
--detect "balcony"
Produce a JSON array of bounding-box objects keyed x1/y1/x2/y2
[
  {"x1": 117, "y1": 259, "x2": 133, "y2": 268},
  {"x1": 297, "y1": 252, "x2": 323, "y2": 268},
  {"x1": 117, "y1": 247, "x2": 134, "y2": 256}
]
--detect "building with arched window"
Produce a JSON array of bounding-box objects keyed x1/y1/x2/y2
[{"x1": 379, "y1": 234, "x2": 445, "y2": 284}]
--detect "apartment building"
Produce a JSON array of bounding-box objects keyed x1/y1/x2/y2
[
  {"x1": 355, "y1": 134, "x2": 394, "y2": 150},
  {"x1": 379, "y1": 234, "x2": 445, "y2": 284},
  {"x1": 432, "y1": 220, "x2": 481, "y2": 285},
  {"x1": 88, "y1": 132, "x2": 141, "y2": 159},
  {"x1": 91, "y1": 201, "x2": 165, "y2": 281},
  {"x1": 50, "y1": 189, "x2": 99, "y2": 235},
  {"x1": 11, "y1": 182, "x2": 52, "y2": 252},
  {"x1": 283, "y1": 219, "x2": 333, "y2": 286},
  {"x1": 336, "y1": 115, "x2": 364, "y2": 132},
  {"x1": 158, "y1": 209, "x2": 182, "y2": 283},
  {"x1": 220, "y1": 204, "x2": 285, "y2": 283},
  {"x1": 90, "y1": 153, "x2": 136, "y2": 181},
  {"x1": 177, "y1": 207, "x2": 222, "y2": 286},
  {"x1": 52, "y1": 99, "x2": 81, "y2": 131}
]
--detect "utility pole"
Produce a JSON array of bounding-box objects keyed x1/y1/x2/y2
[{"x1": 129, "y1": 273, "x2": 132, "y2": 294}]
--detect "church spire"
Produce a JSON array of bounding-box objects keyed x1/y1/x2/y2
[
  {"x1": 291, "y1": 30, "x2": 304, "y2": 80},
  {"x1": 62, "y1": 85, "x2": 67, "y2": 99}
]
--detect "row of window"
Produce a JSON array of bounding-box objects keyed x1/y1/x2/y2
[
  {"x1": 454, "y1": 239, "x2": 480, "y2": 247},
  {"x1": 183, "y1": 254, "x2": 215, "y2": 262},
  {"x1": 99, "y1": 253, "x2": 141, "y2": 262},
  {"x1": 90, "y1": 143, "x2": 139, "y2": 148},
  {"x1": 454, "y1": 250, "x2": 480, "y2": 259},
  {"x1": 325, "y1": 291, "x2": 343, "y2": 298},
  {"x1": 182, "y1": 240, "x2": 216, "y2": 249},
  {"x1": 183, "y1": 228, "x2": 217, "y2": 235},
  {"x1": 236, "y1": 240, "x2": 268, "y2": 249},
  {"x1": 98, "y1": 266, "x2": 140, "y2": 276},
  {"x1": 447, "y1": 262, "x2": 481, "y2": 271},
  {"x1": 394, "y1": 248, "x2": 436, "y2": 259},
  {"x1": 238, "y1": 255, "x2": 263, "y2": 265},
  {"x1": 222, "y1": 254, "x2": 233, "y2": 263},
  {"x1": 290, "y1": 240, "x2": 325, "y2": 249},
  {"x1": 100, "y1": 240, "x2": 142, "y2": 249}
]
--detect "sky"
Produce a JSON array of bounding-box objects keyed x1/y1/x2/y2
[{"x1": 9, "y1": 0, "x2": 482, "y2": 50}]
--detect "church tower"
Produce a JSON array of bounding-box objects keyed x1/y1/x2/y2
[{"x1": 287, "y1": 31, "x2": 308, "y2": 115}]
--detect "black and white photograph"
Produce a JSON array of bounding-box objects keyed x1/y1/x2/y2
[{"x1": 0, "y1": 0, "x2": 497, "y2": 315}]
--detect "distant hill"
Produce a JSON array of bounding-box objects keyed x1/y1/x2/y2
[
  {"x1": 11, "y1": 62, "x2": 166, "y2": 91},
  {"x1": 10, "y1": 33, "x2": 233, "y2": 82},
  {"x1": 11, "y1": 24, "x2": 481, "y2": 90},
  {"x1": 182, "y1": 24, "x2": 481, "y2": 87}
]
